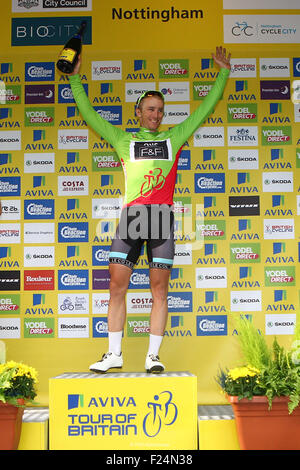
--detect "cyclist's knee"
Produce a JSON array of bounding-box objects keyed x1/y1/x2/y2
[
  {"x1": 109, "y1": 264, "x2": 131, "y2": 296},
  {"x1": 150, "y1": 281, "x2": 168, "y2": 303}
]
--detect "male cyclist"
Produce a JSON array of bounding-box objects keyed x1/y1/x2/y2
[{"x1": 68, "y1": 46, "x2": 231, "y2": 373}]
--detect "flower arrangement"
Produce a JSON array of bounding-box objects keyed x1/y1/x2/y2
[
  {"x1": 216, "y1": 315, "x2": 300, "y2": 414},
  {"x1": 0, "y1": 361, "x2": 38, "y2": 406}
]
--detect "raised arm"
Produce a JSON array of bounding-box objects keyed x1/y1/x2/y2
[
  {"x1": 168, "y1": 46, "x2": 231, "y2": 147},
  {"x1": 68, "y1": 56, "x2": 125, "y2": 145}
]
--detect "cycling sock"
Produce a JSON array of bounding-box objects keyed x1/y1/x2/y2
[
  {"x1": 108, "y1": 331, "x2": 123, "y2": 356},
  {"x1": 147, "y1": 334, "x2": 163, "y2": 356}
]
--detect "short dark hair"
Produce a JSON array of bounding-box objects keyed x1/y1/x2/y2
[{"x1": 136, "y1": 90, "x2": 164, "y2": 108}]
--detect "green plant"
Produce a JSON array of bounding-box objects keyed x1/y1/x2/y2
[
  {"x1": 233, "y1": 315, "x2": 272, "y2": 369},
  {"x1": 0, "y1": 361, "x2": 38, "y2": 406},
  {"x1": 217, "y1": 316, "x2": 300, "y2": 414}
]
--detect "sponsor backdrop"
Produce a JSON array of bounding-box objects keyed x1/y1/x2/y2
[{"x1": 0, "y1": 0, "x2": 300, "y2": 405}]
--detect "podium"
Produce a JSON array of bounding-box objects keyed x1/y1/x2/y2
[
  {"x1": 19, "y1": 408, "x2": 49, "y2": 450},
  {"x1": 49, "y1": 371, "x2": 197, "y2": 450}
]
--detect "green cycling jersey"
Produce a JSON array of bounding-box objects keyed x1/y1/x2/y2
[{"x1": 68, "y1": 67, "x2": 229, "y2": 206}]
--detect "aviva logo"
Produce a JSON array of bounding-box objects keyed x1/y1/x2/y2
[
  {"x1": 271, "y1": 149, "x2": 283, "y2": 160},
  {"x1": 235, "y1": 80, "x2": 248, "y2": 92},
  {"x1": 101, "y1": 175, "x2": 114, "y2": 186},
  {"x1": 33, "y1": 176, "x2": 46, "y2": 187},
  {"x1": 205, "y1": 291, "x2": 218, "y2": 303},
  {"x1": 0, "y1": 153, "x2": 12, "y2": 165},
  {"x1": 237, "y1": 172, "x2": 250, "y2": 184},
  {"x1": 67, "y1": 152, "x2": 79, "y2": 164},
  {"x1": 0, "y1": 63, "x2": 13, "y2": 74},
  {"x1": 203, "y1": 149, "x2": 216, "y2": 161},
  {"x1": 67, "y1": 107, "x2": 80, "y2": 118},
  {"x1": 134, "y1": 60, "x2": 146, "y2": 71},
  {"x1": 0, "y1": 247, "x2": 11, "y2": 258},
  {"x1": 239, "y1": 267, "x2": 252, "y2": 279},
  {"x1": 270, "y1": 103, "x2": 282, "y2": 114},
  {"x1": 33, "y1": 294, "x2": 45, "y2": 305},
  {"x1": 201, "y1": 58, "x2": 214, "y2": 69},
  {"x1": 33, "y1": 130, "x2": 46, "y2": 141},
  {"x1": 100, "y1": 83, "x2": 113, "y2": 94},
  {"x1": 68, "y1": 394, "x2": 84, "y2": 410}
]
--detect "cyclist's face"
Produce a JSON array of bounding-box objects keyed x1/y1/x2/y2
[{"x1": 136, "y1": 96, "x2": 164, "y2": 131}]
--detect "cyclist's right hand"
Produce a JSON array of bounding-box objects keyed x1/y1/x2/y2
[{"x1": 70, "y1": 54, "x2": 82, "y2": 76}]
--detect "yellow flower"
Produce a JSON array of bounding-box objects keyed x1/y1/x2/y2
[
  {"x1": 0, "y1": 361, "x2": 38, "y2": 383},
  {"x1": 228, "y1": 365, "x2": 260, "y2": 381}
]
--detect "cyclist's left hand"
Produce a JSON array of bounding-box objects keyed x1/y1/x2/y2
[{"x1": 212, "y1": 46, "x2": 231, "y2": 70}]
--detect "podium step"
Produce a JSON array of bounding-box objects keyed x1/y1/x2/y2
[
  {"x1": 17, "y1": 402, "x2": 240, "y2": 450},
  {"x1": 198, "y1": 405, "x2": 240, "y2": 450},
  {"x1": 49, "y1": 371, "x2": 198, "y2": 450},
  {"x1": 19, "y1": 408, "x2": 49, "y2": 450}
]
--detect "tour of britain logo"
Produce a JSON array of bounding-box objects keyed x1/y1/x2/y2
[{"x1": 66, "y1": 390, "x2": 178, "y2": 438}]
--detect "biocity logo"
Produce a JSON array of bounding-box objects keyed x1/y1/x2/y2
[{"x1": 12, "y1": 17, "x2": 92, "y2": 46}]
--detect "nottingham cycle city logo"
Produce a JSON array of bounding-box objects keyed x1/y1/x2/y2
[{"x1": 66, "y1": 390, "x2": 178, "y2": 438}]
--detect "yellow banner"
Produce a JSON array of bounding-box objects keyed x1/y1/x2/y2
[{"x1": 0, "y1": 0, "x2": 299, "y2": 408}]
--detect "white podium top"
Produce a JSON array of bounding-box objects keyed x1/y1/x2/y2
[{"x1": 51, "y1": 371, "x2": 195, "y2": 379}]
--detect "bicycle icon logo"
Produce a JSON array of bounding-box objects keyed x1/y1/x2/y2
[
  {"x1": 143, "y1": 391, "x2": 178, "y2": 437},
  {"x1": 140, "y1": 168, "x2": 166, "y2": 198},
  {"x1": 232, "y1": 21, "x2": 254, "y2": 37},
  {"x1": 60, "y1": 297, "x2": 74, "y2": 311}
]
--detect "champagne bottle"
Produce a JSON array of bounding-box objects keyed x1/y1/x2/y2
[{"x1": 56, "y1": 21, "x2": 87, "y2": 74}]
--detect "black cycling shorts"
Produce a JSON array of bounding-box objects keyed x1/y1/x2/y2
[{"x1": 109, "y1": 204, "x2": 174, "y2": 270}]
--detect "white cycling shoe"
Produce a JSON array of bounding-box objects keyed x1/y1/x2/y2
[
  {"x1": 145, "y1": 354, "x2": 165, "y2": 374},
  {"x1": 89, "y1": 352, "x2": 123, "y2": 373}
]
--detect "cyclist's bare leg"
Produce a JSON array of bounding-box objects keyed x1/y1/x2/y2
[
  {"x1": 149, "y1": 268, "x2": 170, "y2": 335},
  {"x1": 108, "y1": 263, "x2": 132, "y2": 331}
]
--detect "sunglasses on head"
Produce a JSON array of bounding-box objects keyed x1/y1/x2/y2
[{"x1": 136, "y1": 90, "x2": 164, "y2": 107}]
